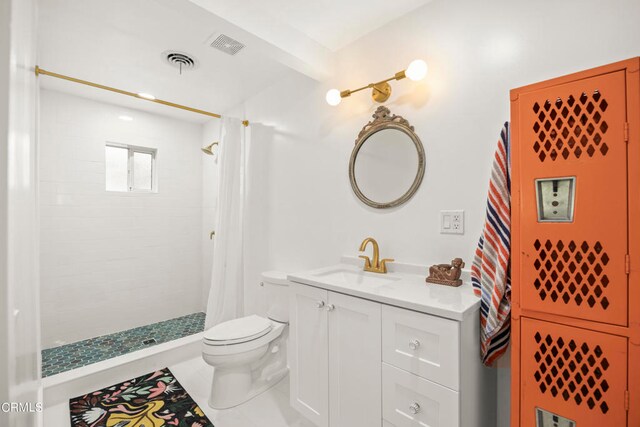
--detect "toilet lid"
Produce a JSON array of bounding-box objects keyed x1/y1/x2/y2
[{"x1": 203, "y1": 315, "x2": 272, "y2": 345}]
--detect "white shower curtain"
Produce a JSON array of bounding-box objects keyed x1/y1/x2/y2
[{"x1": 205, "y1": 117, "x2": 248, "y2": 329}]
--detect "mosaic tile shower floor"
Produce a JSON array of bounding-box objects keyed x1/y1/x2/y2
[{"x1": 42, "y1": 312, "x2": 206, "y2": 377}]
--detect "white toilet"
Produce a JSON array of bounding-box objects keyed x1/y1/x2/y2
[{"x1": 202, "y1": 271, "x2": 290, "y2": 409}]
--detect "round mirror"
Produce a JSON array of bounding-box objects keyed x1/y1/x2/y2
[{"x1": 349, "y1": 107, "x2": 425, "y2": 209}]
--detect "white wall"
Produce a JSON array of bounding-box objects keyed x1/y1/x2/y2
[
  {"x1": 0, "y1": 0, "x2": 41, "y2": 425},
  {"x1": 39, "y1": 90, "x2": 205, "y2": 348},
  {"x1": 228, "y1": 0, "x2": 640, "y2": 425}
]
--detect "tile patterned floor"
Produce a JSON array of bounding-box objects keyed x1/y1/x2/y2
[
  {"x1": 42, "y1": 312, "x2": 206, "y2": 377},
  {"x1": 44, "y1": 357, "x2": 316, "y2": 427}
]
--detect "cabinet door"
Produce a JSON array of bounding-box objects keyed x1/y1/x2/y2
[
  {"x1": 520, "y1": 318, "x2": 627, "y2": 427},
  {"x1": 516, "y1": 71, "x2": 628, "y2": 325},
  {"x1": 328, "y1": 291, "x2": 382, "y2": 427},
  {"x1": 289, "y1": 283, "x2": 329, "y2": 427}
]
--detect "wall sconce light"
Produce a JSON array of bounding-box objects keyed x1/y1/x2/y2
[{"x1": 326, "y1": 59, "x2": 427, "y2": 106}]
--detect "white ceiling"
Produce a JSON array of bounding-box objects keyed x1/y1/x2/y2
[
  {"x1": 38, "y1": 0, "x2": 432, "y2": 122},
  {"x1": 192, "y1": 0, "x2": 433, "y2": 52},
  {"x1": 38, "y1": 0, "x2": 295, "y2": 122}
]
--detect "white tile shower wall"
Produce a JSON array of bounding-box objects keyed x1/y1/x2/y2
[
  {"x1": 39, "y1": 90, "x2": 204, "y2": 349},
  {"x1": 226, "y1": 0, "x2": 640, "y2": 425}
]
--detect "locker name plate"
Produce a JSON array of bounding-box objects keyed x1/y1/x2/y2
[
  {"x1": 535, "y1": 177, "x2": 576, "y2": 222},
  {"x1": 535, "y1": 407, "x2": 575, "y2": 427}
]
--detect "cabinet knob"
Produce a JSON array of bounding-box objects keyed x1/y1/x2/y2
[
  {"x1": 316, "y1": 300, "x2": 325, "y2": 308},
  {"x1": 409, "y1": 402, "x2": 421, "y2": 415},
  {"x1": 326, "y1": 304, "x2": 335, "y2": 312},
  {"x1": 408, "y1": 339, "x2": 421, "y2": 350}
]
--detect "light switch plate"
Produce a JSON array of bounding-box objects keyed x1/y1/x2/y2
[{"x1": 440, "y1": 210, "x2": 464, "y2": 234}]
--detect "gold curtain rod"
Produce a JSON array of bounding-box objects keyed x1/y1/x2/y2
[{"x1": 35, "y1": 66, "x2": 250, "y2": 126}]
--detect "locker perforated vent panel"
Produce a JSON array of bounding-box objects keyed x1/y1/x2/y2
[
  {"x1": 533, "y1": 332, "x2": 610, "y2": 414},
  {"x1": 532, "y1": 90, "x2": 609, "y2": 162},
  {"x1": 533, "y1": 240, "x2": 610, "y2": 310}
]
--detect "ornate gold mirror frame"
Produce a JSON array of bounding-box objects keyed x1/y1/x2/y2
[{"x1": 349, "y1": 106, "x2": 425, "y2": 209}]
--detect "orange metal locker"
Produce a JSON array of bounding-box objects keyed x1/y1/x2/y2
[{"x1": 511, "y1": 58, "x2": 640, "y2": 427}]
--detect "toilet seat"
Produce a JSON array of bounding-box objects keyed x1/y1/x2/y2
[
  {"x1": 203, "y1": 315, "x2": 273, "y2": 346},
  {"x1": 202, "y1": 321, "x2": 285, "y2": 357}
]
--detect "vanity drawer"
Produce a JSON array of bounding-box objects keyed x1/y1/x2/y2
[
  {"x1": 382, "y1": 363, "x2": 459, "y2": 427},
  {"x1": 382, "y1": 305, "x2": 459, "y2": 390}
]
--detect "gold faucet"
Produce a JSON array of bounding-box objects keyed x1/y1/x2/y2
[{"x1": 359, "y1": 237, "x2": 394, "y2": 274}]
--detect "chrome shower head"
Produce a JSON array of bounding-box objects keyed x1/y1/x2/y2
[{"x1": 201, "y1": 142, "x2": 218, "y2": 155}]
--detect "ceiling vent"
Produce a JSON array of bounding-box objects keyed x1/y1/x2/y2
[
  {"x1": 210, "y1": 34, "x2": 245, "y2": 56},
  {"x1": 163, "y1": 51, "x2": 198, "y2": 74}
]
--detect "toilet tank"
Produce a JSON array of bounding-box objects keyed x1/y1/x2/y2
[{"x1": 262, "y1": 271, "x2": 290, "y2": 323}]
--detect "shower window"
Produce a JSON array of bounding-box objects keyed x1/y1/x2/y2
[{"x1": 105, "y1": 143, "x2": 157, "y2": 192}]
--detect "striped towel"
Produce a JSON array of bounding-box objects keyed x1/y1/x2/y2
[{"x1": 471, "y1": 122, "x2": 511, "y2": 366}]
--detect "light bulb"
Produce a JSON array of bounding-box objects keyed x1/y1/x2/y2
[
  {"x1": 137, "y1": 92, "x2": 156, "y2": 100},
  {"x1": 405, "y1": 59, "x2": 428, "y2": 81},
  {"x1": 325, "y1": 89, "x2": 342, "y2": 106}
]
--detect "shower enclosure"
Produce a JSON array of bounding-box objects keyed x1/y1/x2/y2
[
  {"x1": 33, "y1": 0, "x2": 250, "y2": 379},
  {"x1": 38, "y1": 87, "x2": 220, "y2": 376}
]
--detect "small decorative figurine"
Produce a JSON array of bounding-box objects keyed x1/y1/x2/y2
[{"x1": 425, "y1": 258, "x2": 465, "y2": 287}]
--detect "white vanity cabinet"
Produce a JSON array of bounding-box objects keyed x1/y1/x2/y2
[
  {"x1": 289, "y1": 282, "x2": 382, "y2": 427},
  {"x1": 288, "y1": 267, "x2": 496, "y2": 427}
]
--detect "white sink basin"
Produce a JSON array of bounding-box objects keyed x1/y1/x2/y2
[{"x1": 312, "y1": 266, "x2": 401, "y2": 287}]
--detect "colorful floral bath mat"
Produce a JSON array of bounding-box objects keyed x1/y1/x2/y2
[{"x1": 69, "y1": 367, "x2": 214, "y2": 427}]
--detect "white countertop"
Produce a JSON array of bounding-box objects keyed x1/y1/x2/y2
[{"x1": 287, "y1": 262, "x2": 481, "y2": 321}]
